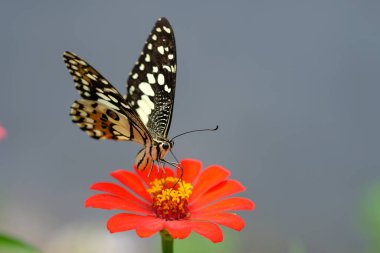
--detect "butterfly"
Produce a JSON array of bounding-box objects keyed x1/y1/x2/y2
[{"x1": 63, "y1": 17, "x2": 178, "y2": 172}]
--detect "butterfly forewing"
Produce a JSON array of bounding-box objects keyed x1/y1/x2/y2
[
  {"x1": 126, "y1": 17, "x2": 177, "y2": 139},
  {"x1": 64, "y1": 51, "x2": 152, "y2": 145}
]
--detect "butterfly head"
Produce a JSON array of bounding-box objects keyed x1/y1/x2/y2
[{"x1": 155, "y1": 138, "x2": 174, "y2": 160}]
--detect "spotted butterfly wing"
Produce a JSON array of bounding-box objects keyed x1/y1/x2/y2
[
  {"x1": 63, "y1": 17, "x2": 177, "y2": 171},
  {"x1": 63, "y1": 51, "x2": 152, "y2": 146},
  {"x1": 126, "y1": 17, "x2": 176, "y2": 139}
]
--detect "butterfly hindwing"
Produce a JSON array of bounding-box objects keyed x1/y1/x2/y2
[
  {"x1": 70, "y1": 99, "x2": 150, "y2": 145},
  {"x1": 63, "y1": 51, "x2": 152, "y2": 145},
  {"x1": 126, "y1": 17, "x2": 177, "y2": 139}
]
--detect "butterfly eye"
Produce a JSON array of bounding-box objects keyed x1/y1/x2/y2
[{"x1": 162, "y1": 143, "x2": 170, "y2": 150}]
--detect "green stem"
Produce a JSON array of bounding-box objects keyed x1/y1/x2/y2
[{"x1": 160, "y1": 230, "x2": 174, "y2": 253}]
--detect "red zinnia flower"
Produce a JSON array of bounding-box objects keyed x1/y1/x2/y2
[
  {"x1": 0, "y1": 123, "x2": 6, "y2": 141},
  {"x1": 85, "y1": 159, "x2": 255, "y2": 243}
]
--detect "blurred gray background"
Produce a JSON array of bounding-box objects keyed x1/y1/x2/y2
[{"x1": 1, "y1": 1, "x2": 380, "y2": 252}]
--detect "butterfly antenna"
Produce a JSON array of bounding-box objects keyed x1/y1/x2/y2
[
  {"x1": 170, "y1": 125, "x2": 219, "y2": 141},
  {"x1": 169, "y1": 150, "x2": 185, "y2": 190}
]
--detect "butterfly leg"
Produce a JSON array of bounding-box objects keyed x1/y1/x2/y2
[
  {"x1": 147, "y1": 161, "x2": 155, "y2": 178},
  {"x1": 162, "y1": 159, "x2": 183, "y2": 180}
]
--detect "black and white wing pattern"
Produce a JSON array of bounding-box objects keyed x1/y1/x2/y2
[
  {"x1": 63, "y1": 51, "x2": 152, "y2": 146},
  {"x1": 126, "y1": 17, "x2": 176, "y2": 139}
]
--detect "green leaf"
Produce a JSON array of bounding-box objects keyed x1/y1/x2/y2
[
  {"x1": 360, "y1": 182, "x2": 380, "y2": 253},
  {"x1": 0, "y1": 234, "x2": 41, "y2": 253}
]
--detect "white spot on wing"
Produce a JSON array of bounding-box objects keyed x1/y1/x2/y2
[
  {"x1": 152, "y1": 34, "x2": 157, "y2": 40},
  {"x1": 87, "y1": 74, "x2": 97, "y2": 81},
  {"x1": 168, "y1": 54, "x2": 174, "y2": 60},
  {"x1": 157, "y1": 46, "x2": 164, "y2": 55},
  {"x1": 139, "y1": 82, "x2": 155, "y2": 96},
  {"x1": 142, "y1": 95, "x2": 154, "y2": 110},
  {"x1": 121, "y1": 102, "x2": 129, "y2": 109},
  {"x1": 132, "y1": 73, "x2": 138, "y2": 79},
  {"x1": 98, "y1": 99, "x2": 119, "y2": 111},
  {"x1": 136, "y1": 108, "x2": 148, "y2": 125},
  {"x1": 163, "y1": 65, "x2": 171, "y2": 72},
  {"x1": 69, "y1": 59, "x2": 78, "y2": 65},
  {"x1": 108, "y1": 95, "x2": 118, "y2": 103},
  {"x1": 77, "y1": 60, "x2": 87, "y2": 66},
  {"x1": 164, "y1": 85, "x2": 171, "y2": 93},
  {"x1": 163, "y1": 26, "x2": 171, "y2": 33},
  {"x1": 137, "y1": 94, "x2": 155, "y2": 116},
  {"x1": 152, "y1": 66, "x2": 158, "y2": 73},
  {"x1": 147, "y1": 43, "x2": 152, "y2": 50},
  {"x1": 97, "y1": 93, "x2": 110, "y2": 101},
  {"x1": 147, "y1": 73, "x2": 156, "y2": 84},
  {"x1": 139, "y1": 64, "x2": 145, "y2": 70},
  {"x1": 157, "y1": 74, "x2": 165, "y2": 85},
  {"x1": 129, "y1": 86, "x2": 135, "y2": 95},
  {"x1": 145, "y1": 54, "x2": 150, "y2": 62}
]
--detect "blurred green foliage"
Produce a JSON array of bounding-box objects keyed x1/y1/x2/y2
[
  {"x1": 0, "y1": 234, "x2": 41, "y2": 253},
  {"x1": 169, "y1": 229, "x2": 238, "y2": 253},
  {"x1": 361, "y1": 182, "x2": 380, "y2": 253}
]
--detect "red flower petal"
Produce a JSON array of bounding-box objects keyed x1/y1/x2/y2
[
  {"x1": 191, "y1": 212, "x2": 245, "y2": 231},
  {"x1": 107, "y1": 213, "x2": 158, "y2": 233},
  {"x1": 85, "y1": 194, "x2": 152, "y2": 215},
  {"x1": 90, "y1": 182, "x2": 150, "y2": 208},
  {"x1": 177, "y1": 159, "x2": 202, "y2": 183},
  {"x1": 191, "y1": 221, "x2": 223, "y2": 243},
  {"x1": 133, "y1": 165, "x2": 151, "y2": 186},
  {"x1": 135, "y1": 217, "x2": 165, "y2": 238},
  {"x1": 190, "y1": 180, "x2": 245, "y2": 207},
  {"x1": 164, "y1": 220, "x2": 192, "y2": 239},
  {"x1": 111, "y1": 170, "x2": 151, "y2": 202},
  {"x1": 191, "y1": 197, "x2": 255, "y2": 214},
  {"x1": 189, "y1": 165, "x2": 230, "y2": 203},
  {"x1": 86, "y1": 159, "x2": 255, "y2": 242}
]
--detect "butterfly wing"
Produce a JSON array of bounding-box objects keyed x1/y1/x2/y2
[
  {"x1": 70, "y1": 99, "x2": 151, "y2": 144},
  {"x1": 125, "y1": 17, "x2": 177, "y2": 139},
  {"x1": 63, "y1": 51, "x2": 152, "y2": 145}
]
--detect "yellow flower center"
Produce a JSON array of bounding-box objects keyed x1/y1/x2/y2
[{"x1": 147, "y1": 177, "x2": 192, "y2": 220}]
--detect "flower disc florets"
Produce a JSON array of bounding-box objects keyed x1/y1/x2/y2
[{"x1": 147, "y1": 177, "x2": 192, "y2": 220}]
